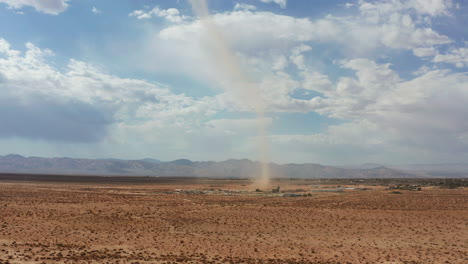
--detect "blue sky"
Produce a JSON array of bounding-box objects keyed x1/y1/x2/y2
[{"x1": 0, "y1": 0, "x2": 467, "y2": 165}]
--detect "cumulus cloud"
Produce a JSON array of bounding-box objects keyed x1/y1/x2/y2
[
  {"x1": 156, "y1": 4, "x2": 451, "y2": 65},
  {"x1": 234, "y1": 3, "x2": 256, "y2": 11},
  {"x1": 0, "y1": 38, "x2": 19, "y2": 56},
  {"x1": 129, "y1": 6, "x2": 186, "y2": 23},
  {"x1": 148, "y1": 4, "x2": 451, "y2": 112},
  {"x1": 270, "y1": 66, "x2": 468, "y2": 163},
  {"x1": 359, "y1": 0, "x2": 453, "y2": 18},
  {"x1": 205, "y1": 118, "x2": 272, "y2": 136},
  {"x1": 259, "y1": 0, "x2": 287, "y2": 9},
  {"x1": 0, "y1": 38, "x2": 217, "y2": 143},
  {"x1": 413, "y1": 47, "x2": 437, "y2": 57},
  {"x1": 287, "y1": 59, "x2": 468, "y2": 162},
  {"x1": 0, "y1": 0, "x2": 69, "y2": 15},
  {"x1": 408, "y1": 0, "x2": 453, "y2": 16},
  {"x1": 91, "y1": 6, "x2": 101, "y2": 15},
  {"x1": 2, "y1": 1, "x2": 464, "y2": 163},
  {"x1": 289, "y1": 44, "x2": 312, "y2": 70},
  {"x1": 119, "y1": 0, "x2": 467, "y2": 162},
  {"x1": 347, "y1": 0, "x2": 452, "y2": 55},
  {"x1": 433, "y1": 46, "x2": 468, "y2": 68}
]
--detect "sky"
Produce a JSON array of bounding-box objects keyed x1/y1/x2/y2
[{"x1": 0, "y1": 0, "x2": 467, "y2": 165}]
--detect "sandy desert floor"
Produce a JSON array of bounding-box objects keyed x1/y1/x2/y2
[{"x1": 0, "y1": 176, "x2": 467, "y2": 264}]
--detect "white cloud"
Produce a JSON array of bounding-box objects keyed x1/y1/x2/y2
[
  {"x1": 151, "y1": 11, "x2": 339, "y2": 98},
  {"x1": 234, "y1": 3, "x2": 256, "y2": 11},
  {"x1": 356, "y1": 2, "x2": 452, "y2": 54},
  {"x1": 0, "y1": 0, "x2": 69, "y2": 15},
  {"x1": 158, "y1": 11, "x2": 319, "y2": 49},
  {"x1": 156, "y1": 5, "x2": 451, "y2": 63},
  {"x1": 137, "y1": 4, "x2": 453, "y2": 115},
  {"x1": 91, "y1": 6, "x2": 101, "y2": 15},
  {"x1": 205, "y1": 118, "x2": 272, "y2": 136},
  {"x1": 289, "y1": 44, "x2": 312, "y2": 70},
  {"x1": 2, "y1": 1, "x2": 460, "y2": 163},
  {"x1": 270, "y1": 64, "x2": 468, "y2": 163},
  {"x1": 259, "y1": 0, "x2": 287, "y2": 9},
  {"x1": 0, "y1": 38, "x2": 20, "y2": 56},
  {"x1": 359, "y1": 0, "x2": 453, "y2": 18},
  {"x1": 409, "y1": 0, "x2": 453, "y2": 16},
  {"x1": 0, "y1": 38, "x2": 218, "y2": 143},
  {"x1": 295, "y1": 59, "x2": 468, "y2": 161},
  {"x1": 301, "y1": 71, "x2": 333, "y2": 95},
  {"x1": 120, "y1": 1, "x2": 467, "y2": 162},
  {"x1": 413, "y1": 47, "x2": 437, "y2": 57},
  {"x1": 433, "y1": 46, "x2": 468, "y2": 68},
  {"x1": 129, "y1": 6, "x2": 186, "y2": 23}
]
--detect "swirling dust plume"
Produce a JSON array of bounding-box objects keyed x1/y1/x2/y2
[{"x1": 189, "y1": 0, "x2": 270, "y2": 188}]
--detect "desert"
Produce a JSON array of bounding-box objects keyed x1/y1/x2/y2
[
  {"x1": 2, "y1": 0, "x2": 468, "y2": 263},
  {"x1": 0, "y1": 175, "x2": 466, "y2": 264}
]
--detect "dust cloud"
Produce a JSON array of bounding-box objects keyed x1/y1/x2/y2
[{"x1": 189, "y1": 0, "x2": 270, "y2": 188}]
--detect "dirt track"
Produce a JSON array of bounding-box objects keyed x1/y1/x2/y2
[{"x1": 0, "y1": 177, "x2": 467, "y2": 263}]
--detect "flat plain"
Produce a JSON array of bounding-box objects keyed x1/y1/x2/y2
[{"x1": 0, "y1": 175, "x2": 467, "y2": 264}]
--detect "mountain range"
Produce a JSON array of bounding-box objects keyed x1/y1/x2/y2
[{"x1": 0, "y1": 154, "x2": 466, "y2": 178}]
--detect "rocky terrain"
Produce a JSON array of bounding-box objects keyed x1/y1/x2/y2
[{"x1": 0, "y1": 177, "x2": 467, "y2": 263}]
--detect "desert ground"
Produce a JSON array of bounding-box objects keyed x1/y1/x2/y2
[{"x1": 0, "y1": 175, "x2": 467, "y2": 264}]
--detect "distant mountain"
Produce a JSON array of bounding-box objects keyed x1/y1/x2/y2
[
  {"x1": 339, "y1": 163, "x2": 387, "y2": 169},
  {"x1": 0, "y1": 154, "x2": 464, "y2": 178},
  {"x1": 169, "y1": 159, "x2": 194, "y2": 166},
  {"x1": 3, "y1": 154, "x2": 26, "y2": 160},
  {"x1": 139, "y1": 158, "x2": 163, "y2": 164}
]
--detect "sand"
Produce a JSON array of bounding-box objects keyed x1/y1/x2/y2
[{"x1": 0, "y1": 177, "x2": 466, "y2": 263}]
